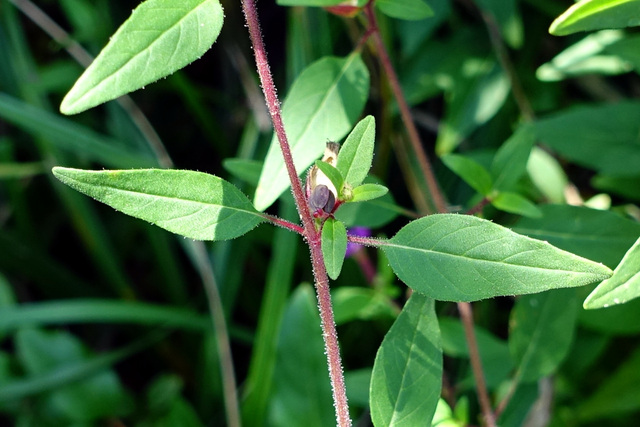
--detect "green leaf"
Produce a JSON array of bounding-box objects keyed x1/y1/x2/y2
[
  {"x1": 527, "y1": 147, "x2": 567, "y2": 204},
  {"x1": 60, "y1": 0, "x2": 224, "y2": 114},
  {"x1": 349, "y1": 183, "x2": 389, "y2": 203},
  {"x1": 52, "y1": 167, "x2": 265, "y2": 241},
  {"x1": 490, "y1": 192, "x2": 543, "y2": 218},
  {"x1": 0, "y1": 161, "x2": 45, "y2": 179},
  {"x1": 584, "y1": 236, "x2": 640, "y2": 309},
  {"x1": 441, "y1": 154, "x2": 493, "y2": 195},
  {"x1": 254, "y1": 54, "x2": 369, "y2": 211},
  {"x1": 222, "y1": 158, "x2": 263, "y2": 186},
  {"x1": 382, "y1": 214, "x2": 612, "y2": 302},
  {"x1": 534, "y1": 101, "x2": 640, "y2": 176},
  {"x1": 475, "y1": 0, "x2": 523, "y2": 48},
  {"x1": 376, "y1": 0, "x2": 434, "y2": 21},
  {"x1": 0, "y1": 93, "x2": 155, "y2": 168},
  {"x1": 276, "y1": 0, "x2": 343, "y2": 6},
  {"x1": 370, "y1": 293, "x2": 442, "y2": 427},
  {"x1": 491, "y1": 124, "x2": 536, "y2": 191},
  {"x1": 321, "y1": 218, "x2": 348, "y2": 280},
  {"x1": 332, "y1": 287, "x2": 397, "y2": 325},
  {"x1": 314, "y1": 160, "x2": 344, "y2": 195},
  {"x1": 336, "y1": 176, "x2": 400, "y2": 228},
  {"x1": 512, "y1": 205, "x2": 640, "y2": 268},
  {"x1": 550, "y1": 0, "x2": 640, "y2": 36},
  {"x1": 509, "y1": 288, "x2": 578, "y2": 382},
  {"x1": 336, "y1": 115, "x2": 376, "y2": 188},
  {"x1": 592, "y1": 173, "x2": 640, "y2": 200}
]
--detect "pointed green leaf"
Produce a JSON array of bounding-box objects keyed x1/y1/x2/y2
[
  {"x1": 550, "y1": 0, "x2": 640, "y2": 36},
  {"x1": 527, "y1": 147, "x2": 567, "y2": 204},
  {"x1": 376, "y1": 0, "x2": 434, "y2": 21},
  {"x1": 370, "y1": 293, "x2": 442, "y2": 427},
  {"x1": 491, "y1": 124, "x2": 536, "y2": 191},
  {"x1": 509, "y1": 288, "x2": 578, "y2": 382},
  {"x1": 52, "y1": 167, "x2": 265, "y2": 241},
  {"x1": 349, "y1": 183, "x2": 389, "y2": 203},
  {"x1": 314, "y1": 160, "x2": 344, "y2": 195},
  {"x1": 441, "y1": 154, "x2": 493, "y2": 195},
  {"x1": 382, "y1": 214, "x2": 612, "y2": 302},
  {"x1": 60, "y1": 0, "x2": 224, "y2": 114},
  {"x1": 321, "y1": 218, "x2": 347, "y2": 280},
  {"x1": 336, "y1": 115, "x2": 376, "y2": 188},
  {"x1": 584, "y1": 236, "x2": 640, "y2": 309},
  {"x1": 254, "y1": 54, "x2": 369, "y2": 211},
  {"x1": 475, "y1": 0, "x2": 523, "y2": 48},
  {"x1": 490, "y1": 192, "x2": 543, "y2": 218}
]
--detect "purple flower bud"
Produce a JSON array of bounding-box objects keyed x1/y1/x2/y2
[{"x1": 309, "y1": 184, "x2": 336, "y2": 214}]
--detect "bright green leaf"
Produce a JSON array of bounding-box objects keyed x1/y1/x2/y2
[
  {"x1": 61, "y1": 0, "x2": 224, "y2": 114},
  {"x1": 441, "y1": 154, "x2": 493, "y2": 195},
  {"x1": 336, "y1": 115, "x2": 376, "y2": 188},
  {"x1": 534, "y1": 101, "x2": 640, "y2": 176},
  {"x1": 490, "y1": 192, "x2": 543, "y2": 218},
  {"x1": 254, "y1": 54, "x2": 369, "y2": 211},
  {"x1": 370, "y1": 293, "x2": 442, "y2": 427},
  {"x1": 550, "y1": 0, "x2": 640, "y2": 36},
  {"x1": 52, "y1": 167, "x2": 265, "y2": 241},
  {"x1": 314, "y1": 160, "x2": 344, "y2": 195},
  {"x1": 336, "y1": 176, "x2": 400, "y2": 228},
  {"x1": 349, "y1": 184, "x2": 389, "y2": 203},
  {"x1": 584, "y1": 236, "x2": 640, "y2": 309},
  {"x1": 376, "y1": 0, "x2": 434, "y2": 21},
  {"x1": 322, "y1": 218, "x2": 348, "y2": 280},
  {"x1": 491, "y1": 124, "x2": 536, "y2": 191},
  {"x1": 509, "y1": 288, "x2": 578, "y2": 382},
  {"x1": 382, "y1": 214, "x2": 612, "y2": 302},
  {"x1": 527, "y1": 147, "x2": 567, "y2": 204}
]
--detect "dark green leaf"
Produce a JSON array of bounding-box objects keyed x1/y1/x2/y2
[
  {"x1": 332, "y1": 287, "x2": 397, "y2": 325},
  {"x1": 254, "y1": 54, "x2": 369, "y2": 211},
  {"x1": 475, "y1": 0, "x2": 523, "y2": 48},
  {"x1": 222, "y1": 158, "x2": 263, "y2": 186},
  {"x1": 490, "y1": 192, "x2": 542, "y2": 218},
  {"x1": 376, "y1": 0, "x2": 434, "y2": 21},
  {"x1": 584, "y1": 236, "x2": 640, "y2": 309},
  {"x1": 336, "y1": 115, "x2": 376, "y2": 188},
  {"x1": 321, "y1": 218, "x2": 348, "y2": 279},
  {"x1": 592, "y1": 173, "x2": 640, "y2": 200},
  {"x1": 52, "y1": 167, "x2": 265, "y2": 241},
  {"x1": 383, "y1": 214, "x2": 612, "y2": 302},
  {"x1": 509, "y1": 288, "x2": 578, "y2": 382},
  {"x1": 370, "y1": 293, "x2": 442, "y2": 427},
  {"x1": 61, "y1": 0, "x2": 224, "y2": 114},
  {"x1": 491, "y1": 124, "x2": 536, "y2": 191},
  {"x1": 550, "y1": 0, "x2": 640, "y2": 36},
  {"x1": 276, "y1": 0, "x2": 343, "y2": 6},
  {"x1": 349, "y1": 183, "x2": 389, "y2": 203},
  {"x1": 534, "y1": 101, "x2": 640, "y2": 175},
  {"x1": 441, "y1": 153, "x2": 493, "y2": 195}
]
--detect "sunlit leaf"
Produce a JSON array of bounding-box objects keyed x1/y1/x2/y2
[
  {"x1": 584, "y1": 236, "x2": 640, "y2": 309},
  {"x1": 370, "y1": 293, "x2": 442, "y2": 427},
  {"x1": 550, "y1": 0, "x2": 640, "y2": 36},
  {"x1": 254, "y1": 54, "x2": 369, "y2": 211},
  {"x1": 441, "y1": 154, "x2": 493, "y2": 195},
  {"x1": 336, "y1": 115, "x2": 375, "y2": 188},
  {"x1": 490, "y1": 192, "x2": 542, "y2": 218},
  {"x1": 382, "y1": 215, "x2": 612, "y2": 302},
  {"x1": 349, "y1": 183, "x2": 389, "y2": 203},
  {"x1": 52, "y1": 167, "x2": 265, "y2": 241},
  {"x1": 61, "y1": 0, "x2": 224, "y2": 114},
  {"x1": 322, "y1": 218, "x2": 348, "y2": 279}
]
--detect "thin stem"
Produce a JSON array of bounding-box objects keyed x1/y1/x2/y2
[
  {"x1": 363, "y1": 2, "x2": 447, "y2": 215},
  {"x1": 241, "y1": 1, "x2": 351, "y2": 425},
  {"x1": 466, "y1": 197, "x2": 490, "y2": 216},
  {"x1": 458, "y1": 302, "x2": 497, "y2": 427},
  {"x1": 262, "y1": 213, "x2": 305, "y2": 235}
]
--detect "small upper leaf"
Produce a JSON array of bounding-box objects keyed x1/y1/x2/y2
[
  {"x1": 52, "y1": 167, "x2": 265, "y2": 241},
  {"x1": 584, "y1": 236, "x2": 640, "y2": 309},
  {"x1": 336, "y1": 115, "x2": 376, "y2": 188},
  {"x1": 349, "y1": 184, "x2": 389, "y2": 203},
  {"x1": 441, "y1": 153, "x2": 493, "y2": 196},
  {"x1": 314, "y1": 160, "x2": 344, "y2": 196},
  {"x1": 375, "y1": 0, "x2": 434, "y2": 21},
  {"x1": 382, "y1": 214, "x2": 612, "y2": 302},
  {"x1": 61, "y1": 0, "x2": 224, "y2": 115},
  {"x1": 321, "y1": 218, "x2": 348, "y2": 280},
  {"x1": 550, "y1": 0, "x2": 640, "y2": 36},
  {"x1": 490, "y1": 192, "x2": 543, "y2": 218}
]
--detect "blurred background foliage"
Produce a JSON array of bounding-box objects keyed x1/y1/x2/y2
[{"x1": 1, "y1": 0, "x2": 640, "y2": 426}]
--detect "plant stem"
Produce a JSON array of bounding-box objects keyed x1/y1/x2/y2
[
  {"x1": 458, "y1": 302, "x2": 497, "y2": 427},
  {"x1": 262, "y1": 213, "x2": 305, "y2": 235},
  {"x1": 363, "y1": 2, "x2": 447, "y2": 215},
  {"x1": 241, "y1": 1, "x2": 351, "y2": 425}
]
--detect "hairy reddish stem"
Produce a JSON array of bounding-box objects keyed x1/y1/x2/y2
[
  {"x1": 263, "y1": 214, "x2": 305, "y2": 235},
  {"x1": 241, "y1": 1, "x2": 351, "y2": 425}
]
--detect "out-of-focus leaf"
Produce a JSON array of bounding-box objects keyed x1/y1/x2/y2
[
  {"x1": 222, "y1": 158, "x2": 263, "y2": 187},
  {"x1": 376, "y1": 0, "x2": 434, "y2": 21},
  {"x1": 491, "y1": 124, "x2": 536, "y2": 191},
  {"x1": 584, "y1": 236, "x2": 640, "y2": 308},
  {"x1": 277, "y1": 0, "x2": 343, "y2": 6},
  {"x1": 0, "y1": 161, "x2": 45, "y2": 179},
  {"x1": 336, "y1": 115, "x2": 375, "y2": 188},
  {"x1": 550, "y1": 0, "x2": 640, "y2": 36},
  {"x1": 254, "y1": 54, "x2": 369, "y2": 211},
  {"x1": 527, "y1": 147, "x2": 567, "y2": 204},
  {"x1": 592, "y1": 174, "x2": 640, "y2": 200},
  {"x1": 509, "y1": 288, "x2": 578, "y2": 382},
  {"x1": 344, "y1": 369, "x2": 372, "y2": 408},
  {"x1": 441, "y1": 153, "x2": 493, "y2": 195},
  {"x1": 490, "y1": 192, "x2": 542, "y2": 218},
  {"x1": 512, "y1": 204, "x2": 640, "y2": 268},
  {"x1": 61, "y1": 0, "x2": 224, "y2": 114},
  {"x1": 475, "y1": 0, "x2": 523, "y2": 48},
  {"x1": 332, "y1": 287, "x2": 397, "y2": 325},
  {"x1": 370, "y1": 293, "x2": 441, "y2": 427},
  {"x1": 383, "y1": 214, "x2": 611, "y2": 302},
  {"x1": 52, "y1": 168, "x2": 265, "y2": 241},
  {"x1": 321, "y1": 218, "x2": 348, "y2": 280},
  {"x1": 397, "y1": 0, "x2": 452, "y2": 57}
]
